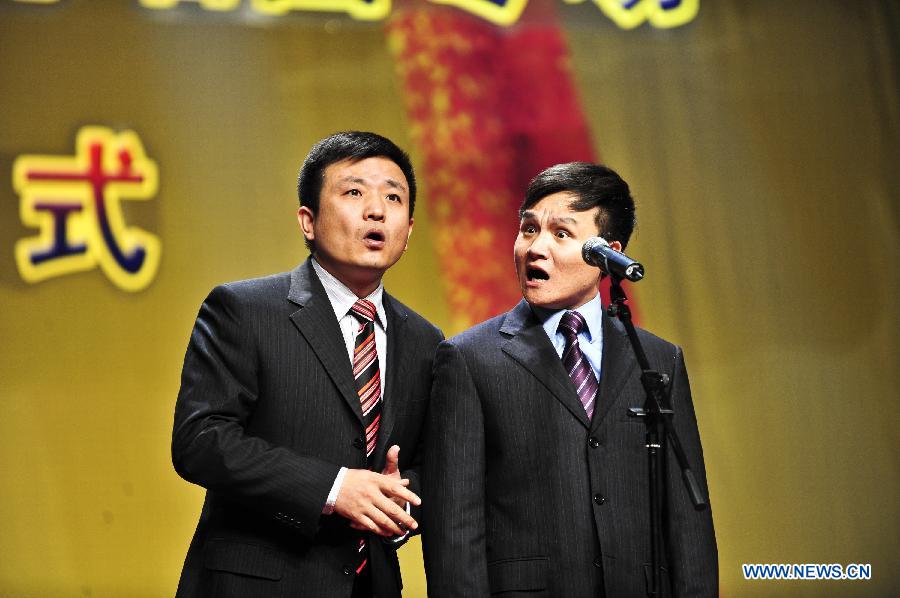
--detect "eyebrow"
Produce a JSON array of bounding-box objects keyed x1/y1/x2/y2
[
  {"x1": 336, "y1": 176, "x2": 407, "y2": 193},
  {"x1": 520, "y1": 211, "x2": 578, "y2": 225},
  {"x1": 384, "y1": 178, "x2": 407, "y2": 193},
  {"x1": 337, "y1": 176, "x2": 367, "y2": 186}
]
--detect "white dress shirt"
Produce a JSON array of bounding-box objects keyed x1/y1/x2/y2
[{"x1": 311, "y1": 259, "x2": 411, "y2": 541}]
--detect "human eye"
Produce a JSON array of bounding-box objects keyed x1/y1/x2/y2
[
  {"x1": 520, "y1": 223, "x2": 537, "y2": 234},
  {"x1": 386, "y1": 193, "x2": 402, "y2": 203},
  {"x1": 555, "y1": 229, "x2": 570, "y2": 239},
  {"x1": 345, "y1": 188, "x2": 362, "y2": 197}
]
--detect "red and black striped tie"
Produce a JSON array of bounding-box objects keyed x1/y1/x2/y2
[
  {"x1": 350, "y1": 299, "x2": 381, "y2": 464},
  {"x1": 349, "y1": 298, "x2": 382, "y2": 574}
]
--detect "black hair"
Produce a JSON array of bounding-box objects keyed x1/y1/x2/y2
[
  {"x1": 297, "y1": 131, "x2": 417, "y2": 216},
  {"x1": 520, "y1": 162, "x2": 636, "y2": 248}
]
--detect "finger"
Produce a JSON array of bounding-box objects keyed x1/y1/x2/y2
[
  {"x1": 375, "y1": 495, "x2": 419, "y2": 531},
  {"x1": 378, "y1": 475, "x2": 410, "y2": 487},
  {"x1": 355, "y1": 514, "x2": 381, "y2": 535},
  {"x1": 382, "y1": 445, "x2": 401, "y2": 477},
  {"x1": 349, "y1": 521, "x2": 367, "y2": 531},
  {"x1": 366, "y1": 504, "x2": 405, "y2": 536},
  {"x1": 384, "y1": 482, "x2": 421, "y2": 507}
]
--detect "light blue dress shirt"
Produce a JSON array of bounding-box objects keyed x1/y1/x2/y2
[{"x1": 533, "y1": 292, "x2": 604, "y2": 384}]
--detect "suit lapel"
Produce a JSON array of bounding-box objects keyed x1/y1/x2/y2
[
  {"x1": 590, "y1": 311, "x2": 638, "y2": 432},
  {"x1": 371, "y1": 292, "x2": 408, "y2": 466},
  {"x1": 501, "y1": 300, "x2": 591, "y2": 429},
  {"x1": 287, "y1": 259, "x2": 364, "y2": 426}
]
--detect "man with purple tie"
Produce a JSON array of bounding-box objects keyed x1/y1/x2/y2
[{"x1": 422, "y1": 162, "x2": 718, "y2": 597}]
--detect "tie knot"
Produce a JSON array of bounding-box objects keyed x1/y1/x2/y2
[
  {"x1": 559, "y1": 310, "x2": 587, "y2": 340},
  {"x1": 350, "y1": 299, "x2": 377, "y2": 324}
]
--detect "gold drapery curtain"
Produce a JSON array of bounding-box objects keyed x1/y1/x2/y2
[{"x1": 0, "y1": 1, "x2": 897, "y2": 595}]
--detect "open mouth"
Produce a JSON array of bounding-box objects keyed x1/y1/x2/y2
[
  {"x1": 364, "y1": 230, "x2": 385, "y2": 243},
  {"x1": 526, "y1": 267, "x2": 549, "y2": 282}
]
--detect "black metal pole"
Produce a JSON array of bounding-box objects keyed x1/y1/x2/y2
[
  {"x1": 606, "y1": 276, "x2": 708, "y2": 597},
  {"x1": 647, "y1": 416, "x2": 663, "y2": 596}
]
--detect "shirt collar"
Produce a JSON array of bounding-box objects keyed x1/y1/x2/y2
[
  {"x1": 311, "y1": 258, "x2": 387, "y2": 330},
  {"x1": 532, "y1": 292, "x2": 603, "y2": 344}
]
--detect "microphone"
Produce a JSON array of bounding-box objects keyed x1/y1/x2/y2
[{"x1": 582, "y1": 237, "x2": 645, "y2": 282}]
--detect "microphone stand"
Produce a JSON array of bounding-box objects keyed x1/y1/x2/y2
[{"x1": 606, "y1": 275, "x2": 708, "y2": 597}]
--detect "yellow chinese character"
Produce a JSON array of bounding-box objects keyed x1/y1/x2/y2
[
  {"x1": 13, "y1": 126, "x2": 161, "y2": 292},
  {"x1": 428, "y1": 0, "x2": 528, "y2": 26}
]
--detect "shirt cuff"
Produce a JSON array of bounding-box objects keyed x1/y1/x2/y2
[{"x1": 322, "y1": 467, "x2": 348, "y2": 515}]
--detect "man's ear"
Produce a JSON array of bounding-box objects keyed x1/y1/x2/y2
[
  {"x1": 609, "y1": 240, "x2": 623, "y2": 253},
  {"x1": 404, "y1": 218, "x2": 414, "y2": 251},
  {"x1": 297, "y1": 206, "x2": 315, "y2": 243}
]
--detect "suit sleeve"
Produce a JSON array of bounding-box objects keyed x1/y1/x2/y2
[
  {"x1": 421, "y1": 340, "x2": 490, "y2": 596},
  {"x1": 381, "y1": 326, "x2": 445, "y2": 549},
  {"x1": 171, "y1": 284, "x2": 339, "y2": 539},
  {"x1": 395, "y1": 328, "x2": 445, "y2": 546},
  {"x1": 664, "y1": 346, "x2": 719, "y2": 597}
]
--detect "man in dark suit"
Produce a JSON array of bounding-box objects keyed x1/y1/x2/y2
[
  {"x1": 173, "y1": 131, "x2": 443, "y2": 597},
  {"x1": 422, "y1": 162, "x2": 717, "y2": 597}
]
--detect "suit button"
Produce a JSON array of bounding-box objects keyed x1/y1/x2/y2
[
  {"x1": 593, "y1": 494, "x2": 606, "y2": 505},
  {"x1": 594, "y1": 556, "x2": 603, "y2": 568},
  {"x1": 343, "y1": 565, "x2": 353, "y2": 575},
  {"x1": 352, "y1": 438, "x2": 365, "y2": 449},
  {"x1": 588, "y1": 436, "x2": 600, "y2": 448}
]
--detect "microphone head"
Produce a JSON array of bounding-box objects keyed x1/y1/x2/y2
[
  {"x1": 582, "y1": 236, "x2": 609, "y2": 266},
  {"x1": 582, "y1": 236, "x2": 645, "y2": 281}
]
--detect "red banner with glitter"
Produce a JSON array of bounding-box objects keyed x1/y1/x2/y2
[{"x1": 388, "y1": 6, "x2": 634, "y2": 330}]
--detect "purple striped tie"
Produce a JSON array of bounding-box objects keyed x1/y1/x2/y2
[
  {"x1": 349, "y1": 298, "x2": 382, "y2": 574},
  {"x1": 559, "y1": 311, "x2": 599, "y2": 420}
]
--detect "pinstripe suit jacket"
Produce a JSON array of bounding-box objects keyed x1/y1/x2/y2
[
  {"x1": 172, "y1": 258, "x2": 443, "y2": 598},
  {"x1": 422, "y1": 300, "x2": 717, "y2": 597}
]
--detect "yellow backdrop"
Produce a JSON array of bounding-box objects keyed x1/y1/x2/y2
[{"x1": 1, "y1": 0, "x2": 897, "y2": 596}]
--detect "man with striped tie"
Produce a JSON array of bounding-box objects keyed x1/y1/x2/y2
[
  {"x1": 422, "y1": 162, "x2": 717, "y2": 597},
  {"x1": 173, "y1": 132, "x2": 443, "y2": 598}
]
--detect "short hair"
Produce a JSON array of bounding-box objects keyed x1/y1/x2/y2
[
  {"x1": 520, "y1": 162, "x2": 636, "y2": 248},
  {"x1": 297, "y1": 131, "x2": 417, "y2": 217}
]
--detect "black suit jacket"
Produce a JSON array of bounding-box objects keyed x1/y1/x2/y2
[
  {"x1": 422, "y1": 300, "x2": 717, "y2": 597},
  {"x1": 172, "y1": 259, "x2": 443, "y2": 598}
]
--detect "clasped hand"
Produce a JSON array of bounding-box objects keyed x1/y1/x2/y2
[{"x1": 333, "y1": 445, "x2": 420, "y2": 537}]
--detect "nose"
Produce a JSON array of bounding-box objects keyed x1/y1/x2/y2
[
  {"x1": 527, "y1": 231, "x2": 551, "y2": 259},
  {"x1": 364, "y1": 196, "x2": 385, "y2": 222}
]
